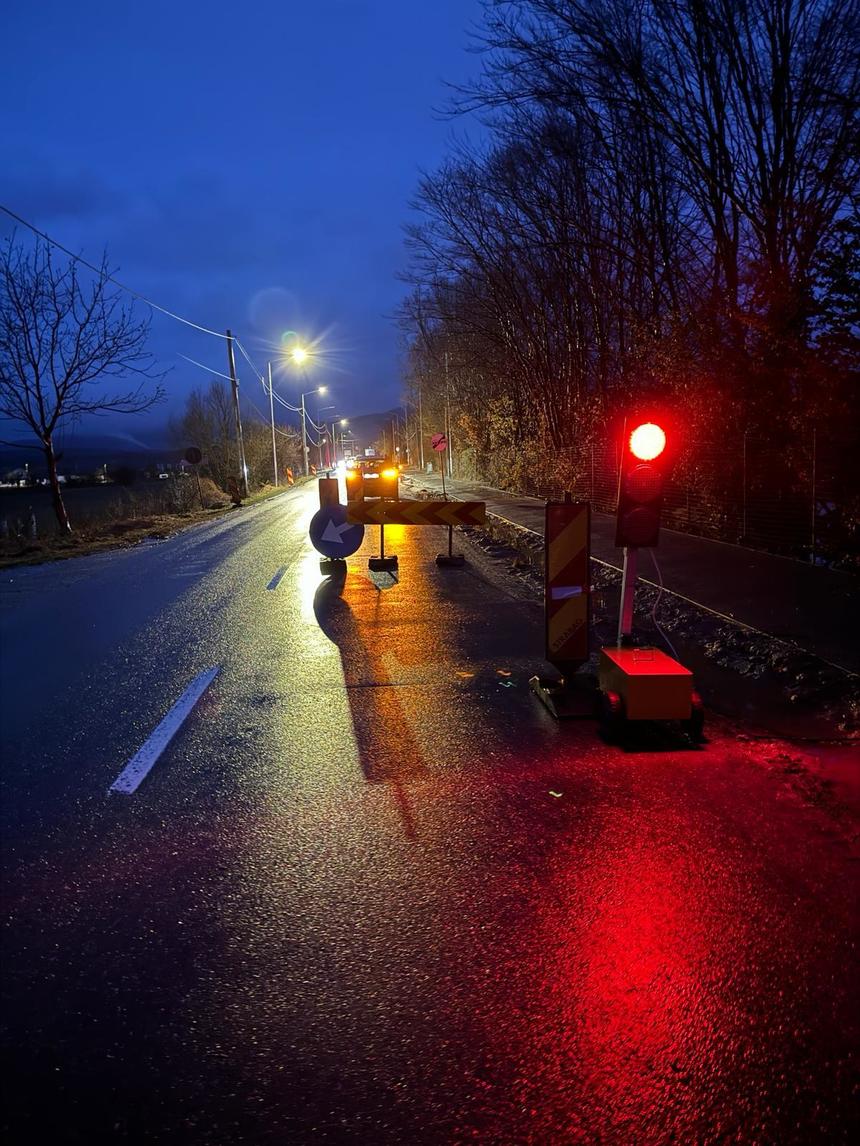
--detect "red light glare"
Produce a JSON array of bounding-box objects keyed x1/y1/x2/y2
[{"x1": 629, "y1": 423, "x2": 666, "y2": 461}]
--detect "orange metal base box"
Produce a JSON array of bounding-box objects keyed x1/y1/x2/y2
[{"x1": 598, "y1": 647, "x2": 693, "y2": 721}]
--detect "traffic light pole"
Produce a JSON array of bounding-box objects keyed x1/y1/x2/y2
[{"x1": 617, "y1": 546, "x2": 638, "y2": 646}]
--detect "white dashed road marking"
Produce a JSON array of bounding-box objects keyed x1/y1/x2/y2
[
  {"x1": 266, "y1": 566, "x2": 288, "y2": 590},
  {"x1": 108, "y1": 666, "x2": 221, "y2": 795}
]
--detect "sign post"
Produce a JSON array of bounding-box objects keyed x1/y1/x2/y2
[
  {"x1": 369, "y1": 518, "x2": 398, "y2": 573},
  {"x1": 185, "y1": 446, "x2": 204, "y2": 508},
  {"x1": 431, "y1": 432, "x2": 448, "y2": 498},
  {"x1": 369, "y1": 494, "x2": 398, "y2": 573}
]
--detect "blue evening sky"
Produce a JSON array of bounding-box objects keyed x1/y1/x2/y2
[{"x1": 1, "y1": 0, "x2": 486, "y2": 442}]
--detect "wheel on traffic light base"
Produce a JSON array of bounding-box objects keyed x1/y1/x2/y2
[
  {"x1": 683, "y1": 691, "x2": 705, "y2": 743},
  {"x1": 598, "y1": 690, "x2": 625, "y2": 743}
]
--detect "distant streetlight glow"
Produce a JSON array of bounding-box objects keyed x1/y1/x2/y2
[{"x1": 290, "y1": 346, "x2": 309, "y2": 365}]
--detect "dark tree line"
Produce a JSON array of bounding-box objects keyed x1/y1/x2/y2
[{"x1": 400, "y1": 0, "x2": 859, "y2": 504}]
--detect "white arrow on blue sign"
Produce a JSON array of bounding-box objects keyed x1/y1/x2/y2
[{"x1": 309, "y1": 504, "x2": 365, "y2": 558}]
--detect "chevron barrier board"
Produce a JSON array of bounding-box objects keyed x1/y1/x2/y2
[{"x1": 345, "y1": 499, "x2": 486, "y2": 527}]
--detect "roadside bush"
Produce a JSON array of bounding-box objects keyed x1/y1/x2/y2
[{"x1": 195, "y1": 476, "x2": 229, "y2": 509}]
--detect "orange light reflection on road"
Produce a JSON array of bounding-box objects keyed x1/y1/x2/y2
[{"x1": 379, "y1": 523, "x2": 407, "y2": 544}]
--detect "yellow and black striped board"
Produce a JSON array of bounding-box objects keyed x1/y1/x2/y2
[
  {"x1": 545, "y1": 501, "x2": 590, "y2": 669},
  {"x1": 346, "y1": 499, "x2": 486, "y2": 528}
]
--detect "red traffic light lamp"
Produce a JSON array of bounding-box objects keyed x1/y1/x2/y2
[
  {"x1": 615, "y1": 421, "x2": 668, "y2": 549},
  {"x1": 629, "y1": 422, "x2": 666, "y2": 462}
]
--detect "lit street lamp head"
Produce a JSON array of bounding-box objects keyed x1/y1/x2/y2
[{"x1": 290, "y1": 346, "x2": 309, "y2": 365}]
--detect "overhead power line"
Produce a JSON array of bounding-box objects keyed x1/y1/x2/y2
[
  {"x1": 179, "y1": 353, "x2": 298, "y2": 439},
  {"x1": 276, "y1": 391, "x2": 307, "y2": 414},
  {"x1": 180, "y1": 353, "x2": 303, "y2": 420},
  {"x1": 234, "y1": 338, "x2": 303, "y2": 411},
  {"x1": 233, "y1": 337, "x2": 266, "y2": 383},
  {"x1": 179, "y1": 353, "x2": 235, "y2": 384},
  {"x1": 0, "y1": 203, "x2": 229, "y2": 339},
  {"x1": 243, "y1": 391, "x2": 299, "y2": 438}
]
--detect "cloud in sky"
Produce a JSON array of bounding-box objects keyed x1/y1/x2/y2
[{"x1": 1, "y1": 0, "x2": 487, "y2": 439}]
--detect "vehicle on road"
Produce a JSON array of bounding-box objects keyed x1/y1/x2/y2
[{"x1": 345, "y1": 456, "x2": 399, "y2": 500}]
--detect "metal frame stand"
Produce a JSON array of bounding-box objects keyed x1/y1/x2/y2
[
  {"x1": 529, "y1": 671, "x2": 599, "y2": 719},
  {"x1": 435, "y1": 523, "x2": 465, "y2": 566},
  {"x1": 617, "y1": 546, "x2": 638, "y2": 646},
  {"x1": 369, "y1": 522, "x2": 398, "y2": 572}
]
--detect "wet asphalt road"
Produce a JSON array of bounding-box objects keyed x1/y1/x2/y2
[{"x1": 1, "y1": 484, "x2": 857, "y2": 1144}]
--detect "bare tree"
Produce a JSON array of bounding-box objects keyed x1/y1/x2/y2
[
  {"x1": 0, "y1": 235, "x2": 165, "y2": 532},
  {"x1": 169, "y1": 379, "x2": 235, "y2": 491},
  {"x1": 169, "y1": 378, "x2": 303, "y2": 492},
  {"x1": 462, "y1": 0, "x2": 860, "y2": 427}
]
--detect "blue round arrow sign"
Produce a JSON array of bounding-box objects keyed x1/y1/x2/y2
[{"x1": 309, "y1": 504, "x2": 365, "y2": 558}]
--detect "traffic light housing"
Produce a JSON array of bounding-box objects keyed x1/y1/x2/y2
[{"x1": 615, "y1": 421, "x2": 668, "y2": 548}]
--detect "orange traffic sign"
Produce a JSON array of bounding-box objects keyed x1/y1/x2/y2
[{"x1": 346, "y1": 499, "x2": 485, "y2": 527}]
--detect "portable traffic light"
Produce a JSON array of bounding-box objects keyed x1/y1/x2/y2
[{"x1": 615, "y1": 421, "x2": 668, "y2": 547}]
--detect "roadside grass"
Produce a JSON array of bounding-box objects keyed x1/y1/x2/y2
[{"x1": 0, "y1": 481, "x2": 305, "y2": 569}]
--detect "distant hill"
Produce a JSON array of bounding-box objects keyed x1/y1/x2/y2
[
  {"x1": 341, "y1": 409, "x2": 403, "y2": 456},
  {"x1": 0, "y1": 432, "x2": 176, "y2": 478},
  {"x1": 0, "y1": 411, "x2": 404, "y2": 477}
]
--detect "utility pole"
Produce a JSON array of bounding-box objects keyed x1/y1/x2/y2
[
  {"x1": 418, "y1": 382, "x2": 425, "y2": 470},
  {"x1": 444, "y1": 350, "x2": 453, "y2": 479},
  {"x1": 300, "y1": 392, "x2": 310, "y2": 476},
  {"x1": 267, "y1": 361, "x2": 278, "y2": 487},
  {"x1": 226, "y1": 330, "x2": 249, "y2": 497}
]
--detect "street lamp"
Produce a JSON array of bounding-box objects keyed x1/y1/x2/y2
[{"x1": 300, "y1": 385, "x2": 326, "y2": 475}]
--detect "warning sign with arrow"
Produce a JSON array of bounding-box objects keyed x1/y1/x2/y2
[{"x1": 309, "y1": 504, "x2": 365, "y2": 558}]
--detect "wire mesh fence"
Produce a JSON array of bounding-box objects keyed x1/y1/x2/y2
[{"x1": 471, "y1": 429, "x2": 858, "y2": 569}]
